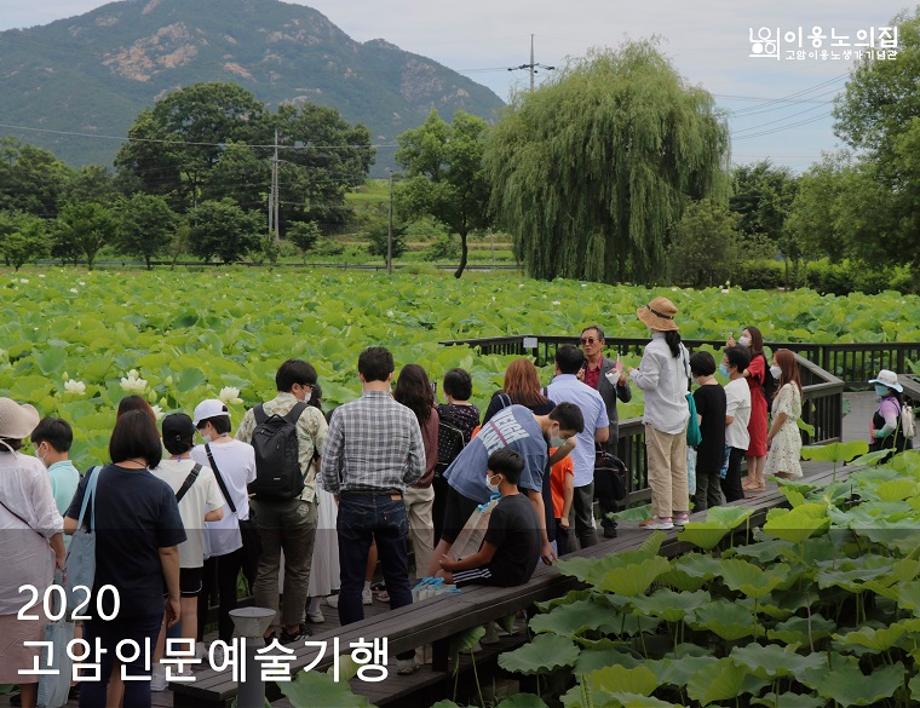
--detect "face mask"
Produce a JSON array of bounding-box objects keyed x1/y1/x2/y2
[
  {"x1": 770, "y1": 365, "x2": 782, "y2": 381},
  {"x1": 719, "y1": 363, "x2": 730, "y2": 378},
  {"x1": 550, "y1": 436, "x2": 566, "y2": 448},
  {"x1": 486, "y1": 474, "x2": 501, "y2": 492},
  {"x1": 875, "y1": 384, "x2": 891, "y2": 398},
  {"x1": 738, "y1": 335, "x2": 752, "y2": 348},
  {"x1": 200, "y1": 430, "x2": 212, "y2": 443}
]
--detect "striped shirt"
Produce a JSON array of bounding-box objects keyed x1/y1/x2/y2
[{"x1": 320, "y1": 391, "x2": 425, "y2": 494}]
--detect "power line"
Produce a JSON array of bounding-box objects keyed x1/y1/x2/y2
[
  {"x1": 731, "y1": 111, "x2": 834, "y2": 141},
  {"x1": 730, "y1": 101, "x2": 830, "y2": 136}
]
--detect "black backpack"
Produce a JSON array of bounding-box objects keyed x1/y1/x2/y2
[{"x1": 249, "y1": 401, "x2": 309, "y2": 500}]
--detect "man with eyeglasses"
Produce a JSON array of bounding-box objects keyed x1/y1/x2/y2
[{"x1": 578, "y1": 325, "x2": 631, "y2": 538}]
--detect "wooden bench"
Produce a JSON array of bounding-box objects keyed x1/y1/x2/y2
[{"x1": 173, "y1": 462, "x2": 854, "y2": 708}]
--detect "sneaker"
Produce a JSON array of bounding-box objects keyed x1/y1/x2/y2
[
  {"x1": 326, "y1": 593, "x2": 339, "y2": 609},
  {"x1": 307, "y1": 609, "x2": 325, "y2": 624},
  {"x1": 639, "y1": 516, "x2": 674, "y2": 531},
  {"x1": 602, "y1": 525, "x2": 618, "y2": 539},
  {"x1": 150, "y1": 665, "x2": 168, "y2": 692},
  {"x1": 362, "y1": 586, "x2": 374, "y2": 605},
  {"x1": 280, "y1": 626, "x2": 310, "y2": 645},
  {"x1": 397, "y1": 657, "x2": 420, "y2": 675},
  {"x1": 194, "y1": 641, "x2": 207, "y2": 660},
  {"x1": 673, "y1": 513, "x2": 690, "y2": 527}
]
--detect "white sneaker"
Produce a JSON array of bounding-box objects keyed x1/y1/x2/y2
[
  {"x1": 362, "y1": 586, "x2": 373, "y2": 605},
  {"x1": 150, "y1": 665, "x2": 167, "y2": 692},
  {"x1": 397, "y1": 656, "x2": 420, "y2": 675},
  {"x1": 326, "y1": 593, "x2": 339, "y2": 609},
  {"x1": 673, "y1": 513, "x2": 691, "y2": 527},
  {"x1": 639, "y1": 517, "x2": 674, "y2": 531},
  {"x1": 307, "y1": 609, "x2": 325, "y2": 624},
  {"x1": 194, "y1": 641, "x2": 207, "y2": 660}
]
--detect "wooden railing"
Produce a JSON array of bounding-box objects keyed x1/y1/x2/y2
[
  {"x1": 439, "y1": 335, "x2": 920, "y2": 389},
  {"x1": 441, "y1": 334, "x2": 845, "y2": 506}
]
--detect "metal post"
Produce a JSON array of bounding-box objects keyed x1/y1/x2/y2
[
  {"x1": 530, "y1": 34, "x2": 535, "y2": 92},
  {"x1": 387, "y1": 172, "x2": 394, "y2": 275},
  {"x1": 230, "y1": 607, "x2": 275, "y2": 708},
  {"x1": 273, "y1": 128, "x2": 280, "y2": 244}
]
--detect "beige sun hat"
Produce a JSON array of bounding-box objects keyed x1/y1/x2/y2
[
  {"x1": 636, "y1": 296, "x2": 680, "y2": 332},
  {"x1": 0, "y1": 397, "x2": 41, "y2": 440}
]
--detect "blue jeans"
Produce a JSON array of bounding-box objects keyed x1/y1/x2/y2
[
  {"x1": 337, "y1": 494, "x2": 413, "y2": 638},
  {"x1": 79, "y1": 610, "x2": 164, "y2": 708}
]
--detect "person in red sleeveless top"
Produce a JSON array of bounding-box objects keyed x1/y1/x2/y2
[{"x1": 728, "y1": 326, "x2": 768, "y2": 492}]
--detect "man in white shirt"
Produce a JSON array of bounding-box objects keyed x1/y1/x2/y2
[
  {"x1": 722, "y1": 346, "x2": 752, "y2": 502},
  {"x1": 547, "y1": 345, "x2": 609, "y2": 548}
]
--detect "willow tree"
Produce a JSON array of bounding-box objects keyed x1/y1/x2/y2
[{"x1": 486, "y1": 42, "x2": 730, "y2": 283}]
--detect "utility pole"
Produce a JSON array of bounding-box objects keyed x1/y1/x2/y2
[
  {"x1": 386, "y1": 172, "x2": 394, "y2": 275},
  {"x1": 272, "y1": 128, "x2": 280, "y2": 244},
  {"x1": 508, "y1": 34, "x2": 555, "y2": 92}
]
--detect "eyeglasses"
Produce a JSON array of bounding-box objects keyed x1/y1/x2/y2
[{"x1": 580, "y1": 337, "x2": 598, "y2": 345}]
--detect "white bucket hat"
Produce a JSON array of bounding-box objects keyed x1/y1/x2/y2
[
  {"x1": 0, "y1": 397, "x2": 41, "y2": 440},
  {"x1": 193, "y1": 399, "x2": 231, "y2": 427},
  {"x1": 868, "y1": 369, "x2": 904, "y2": 393}
]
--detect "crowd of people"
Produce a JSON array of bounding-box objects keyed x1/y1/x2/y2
[{"x1": 0, "y1": 295, "x2": 913, "y2": 707}]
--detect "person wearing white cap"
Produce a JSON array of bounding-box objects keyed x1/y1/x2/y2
[
  {"x1": 868, "y1": 369, "x2": 913, "y2": 455},
  {"x1": 190, "y1": 399, "x2": 257, "y2": 645},
  {"x1": 0, "y1": 398, "x2": 66, "y2": 708}
]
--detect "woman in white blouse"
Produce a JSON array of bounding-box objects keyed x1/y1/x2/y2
[
  {"x1": 0, "y1": 398, "x2": 65, "y2": 708},
  {"x1": 765, "y1": 349, "x2": 804, "y2": 479}
]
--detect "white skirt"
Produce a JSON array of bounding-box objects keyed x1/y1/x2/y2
[{"x1": 307, "y1": 484, "x2": 340, "y2": 597}]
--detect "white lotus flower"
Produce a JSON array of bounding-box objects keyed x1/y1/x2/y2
[
  {"x1": 63, "y1": 379, "x2": 86, "y2": 396},
  {"x1": 219, "y1": 386, "x2": 243, "y2": 405},
  {"x1": 38, "y1": 274, "x2": 45, "y2": 279},
  {"x1": 552, "y1": 300, "x2": 561, "y2": 306},
  {"x1": 79, "y1": 281, "x2": 86, "y2": 286},
  {"x1": 721, "y1": 288, "x2": 730, "y2": 294},
  {"x1": 19, "y1": 278, "x2": 29, "y2": 284},
  {"x1": 120, "y1": 369, "x2": 148, "y2": 395},
  {"x1": 386, "y1": 309, "x2": 395, "y2": 318},
  {"x1": 69, "y1": 288, "x2": 79, "y2": 294},
  {"x1": 151, "y1": 404, "x2": 165, "y2": 421}
]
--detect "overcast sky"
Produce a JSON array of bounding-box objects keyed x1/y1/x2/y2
[{"x1": 0, "y1": 0, "x2": 911, "y2": 172}]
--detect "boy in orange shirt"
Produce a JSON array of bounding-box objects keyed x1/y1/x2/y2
[{"x1": 549, "y1": 447, "x2": 575, "y2": 556}]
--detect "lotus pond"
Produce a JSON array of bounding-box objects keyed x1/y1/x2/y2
[{"x1": 2, "y1": 268, "x2": 919, "y2": 469}]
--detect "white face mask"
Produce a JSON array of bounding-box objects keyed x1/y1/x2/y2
[
  {"x1": 36, "y1": 446, "x2": 48, "y2": 468},
  {"x1": 739, "y1": 335, "x2": 752, "y2": 348},
  {"x1": 770, "y1": 365, "x2": 782, "y2": 381},
  {"x1": 486, "y1": 474, "x2": 501, "y2": 492},
  {"x1": 200, "y1": 429, "x2": 212, "y2": 444}
]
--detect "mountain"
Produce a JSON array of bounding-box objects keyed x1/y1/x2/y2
[{"x1": 0, "y1": 0, "x2": 505, "y2": 173}]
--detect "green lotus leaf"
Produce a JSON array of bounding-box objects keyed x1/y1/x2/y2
[
  {"x1": 898, "y1": 580, "x2": 920, "y2": 615},
  {"x1": 729, "y1": 538, "x2": 793, "y2": 564},
  {"x1": 658, "y1": 553, "x2": 723, "y2": 591},
  {"x1": 556, "y1": 532, "x2": 665, "y2": 587},
  {"x1": 641, "y1": 655, "x2": 718, "y2": 688},
  {"x1": 729, "y1": 642, "x2": 825, "y2": 678},
  {"x1": 530, "y1": 598, "x2": 613, "y2": 637},
  {"x1": 833, "y1": 618, "x2": 920, "y2": 653},
  {"x1": 704, "y1": 505, "x2": 754, "y2": 529},
  {"x1": 606, "y1": 694, "x2": 680, "y2": 708},
  {"x1": 689, "y1": 599, "x2": 765, "y2": 641},
  {"x1": 816, "y1": 555, "x2": 893, "y2": 592},
  {"x1": 611, "y1": 504, "x2": 653, "y2": 522},
  {"x1": 910, "y1": 673, "x2": 920, "y2": 701},
  {"x1": 533, "y1": 589, "x2": 594, "y2": 613},
  {"x1": 767, "y1": 613, "x2": 836, "y2": 645},
  {"x1": 874, "y1": 478, "x2": 920, "y2": 502},
  {"x1": 719, "y1": 559, "x2": 790, "y2": 598},
  {"x1": 495, "y1": 694, "x2": 549, "y2": 708},
  {"x1": 676, "y1": 521, "x2": 731, "y2": 550},
  {"x1": 780, "y1": 486, "x2": 806, "y2": 507},
  {"x1": 498, "y1": 634, "x2": 580, "y2": 675},
  {"x1": 629, "y1": 589, "x2": 710, "y2": 623},
  {"x1": 585, "y1": 664, "x2": 658, "y2": 697},
  {"x1": 278, "y1": 664, "x2": 372, "y2": 707},
  {"x1": 34, "y1": 346, "x2": 67, "y2": 376},
  {"x1": 851, "y1": 449, "x2": 896, "y2": 468},
  {"x1": 800, "y1": 654, "x2": 904, "y2": 706},
  {"x1": 686, "y1": 657, "x2": 750, "y2": 706},
  {"x1": 574, "y1": 648, "x2": 640, "y2": 675},
  {"x1": 596, "y1": 556, "x2": 672, "y2": 597},
  {"x1": 800, "y1": 440, "x2": 869, "y2": 464},
  {"x1": 763, "y1": 503, "x2": 830, "y2": 543},
  {"x1": 752, "y1": 693, "x2": 824, "y2": 708}
]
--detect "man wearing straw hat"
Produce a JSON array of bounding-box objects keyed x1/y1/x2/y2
[
  {"x1": 629, "y1": 298, "x2": 692, "y2": 531},
  {"x1": 0, "y1": 398, "x2": 66, "y2": 708}
]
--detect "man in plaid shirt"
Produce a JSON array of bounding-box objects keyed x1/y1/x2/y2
[{"x1": 321, "y1": 346, "x2": 425, "y2": 672}]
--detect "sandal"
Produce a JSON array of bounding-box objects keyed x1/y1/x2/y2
[{"x1": 371, "y1": 582, "x2": 390, "y2": 603}]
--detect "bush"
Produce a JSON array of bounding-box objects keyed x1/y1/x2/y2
[
  {"x1": 423, "y1": 233, "x2": 460, "y2": 260},
  {"x1": 803, "y1": 259, "x2": 917, "y2": 295},
  {"x1": 313, "y1": 238, "x2": 345, "y2": 257},
  {"x1": 735, "y1": 260, "x2": 786, "y2": 290},
  {"x1": 667, "y1": 200, "x2": 741, "y2": 287}
]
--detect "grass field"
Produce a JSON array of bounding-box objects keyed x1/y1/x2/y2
[{"x1": 2, "y1": 267, "x2": 918, "y2": 469}]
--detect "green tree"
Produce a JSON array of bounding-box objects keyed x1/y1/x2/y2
[
  {"x1": 115, "y1": 83, "x2": 269, "y2": 210},
  {"x1": 361, "y1": 204, "x2": 407, "y2": 260},
  {"x1": 486, "y1": 43, "x2": 729, "y2": 284},
  {"x1": 186, "y1": 198, "x2": 261, "y2": 263},
  {"x1": 667, "y1": 200, "x2": 741, "y2": 287},
  {"x1": 395, "y1": 110, "x2": 491, "y2": 278},
  {"x1": 54, "y1": 202, "x2": 117, "y2": 270},
  {"x1": 63, "y1": 165, "x2": 120, "y2": 204},
  {"x1": 116, "y1": 194, "x2": 179, "y2": 269},
  {"x1": 832, "y1": 9, "x2": 920, "y2": 266},
  {"x1": 287, "y1": 221, "x2": 321, "y2": 263},
  {"x1": 0, "y1": 212, "x2": 48, "y2": 270},
  {"x1": 0, "y1": 138, "x2": 71, "y2": 218}
]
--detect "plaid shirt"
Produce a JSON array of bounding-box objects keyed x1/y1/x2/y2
[
  {"x1": 320, "y1": 391, "x2": 425, "y2": 494},
  {"x1": 236, "y1": 392, "x2": 328, "y2": 503}
]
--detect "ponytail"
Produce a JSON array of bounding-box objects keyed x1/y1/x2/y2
[{"x1": 664, "y1": 330, "x2": 682, "y2": 358}]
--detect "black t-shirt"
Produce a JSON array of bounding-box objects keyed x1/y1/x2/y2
[
  {"x1": 483, "y1": 493, "x2": 541, "y2": 586},
  {"x1": 693, "y1": 384, "x2": 727, "y2": 473},
  {"x1": 66, "y1": 464, "x2": 186, "y2": 618}
]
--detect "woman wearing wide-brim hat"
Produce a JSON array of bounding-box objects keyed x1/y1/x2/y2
[
  {"x1": 628, "y1": 297, "x2": 692, "y2": 531},
  {"x1": 868, "y1": 369, "x2": 913, "y2": 455},
  {"x1": 0, "y1": 397, "x2": 65, "y2": 708}
]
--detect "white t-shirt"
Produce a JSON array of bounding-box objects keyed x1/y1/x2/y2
[
  {"x1": 724, "y1": 378, "x2": 752, "y2": 451},
  {"x1": 190, "y1": 440, "x2": 256, "y2": 558},
  {"x1": 151, "y1": 458, "x2": 223, "y2": 568}
]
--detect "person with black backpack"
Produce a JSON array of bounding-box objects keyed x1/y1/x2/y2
[{"x1": 236, "y1": 359, "x2": 328, "y2": 645}]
